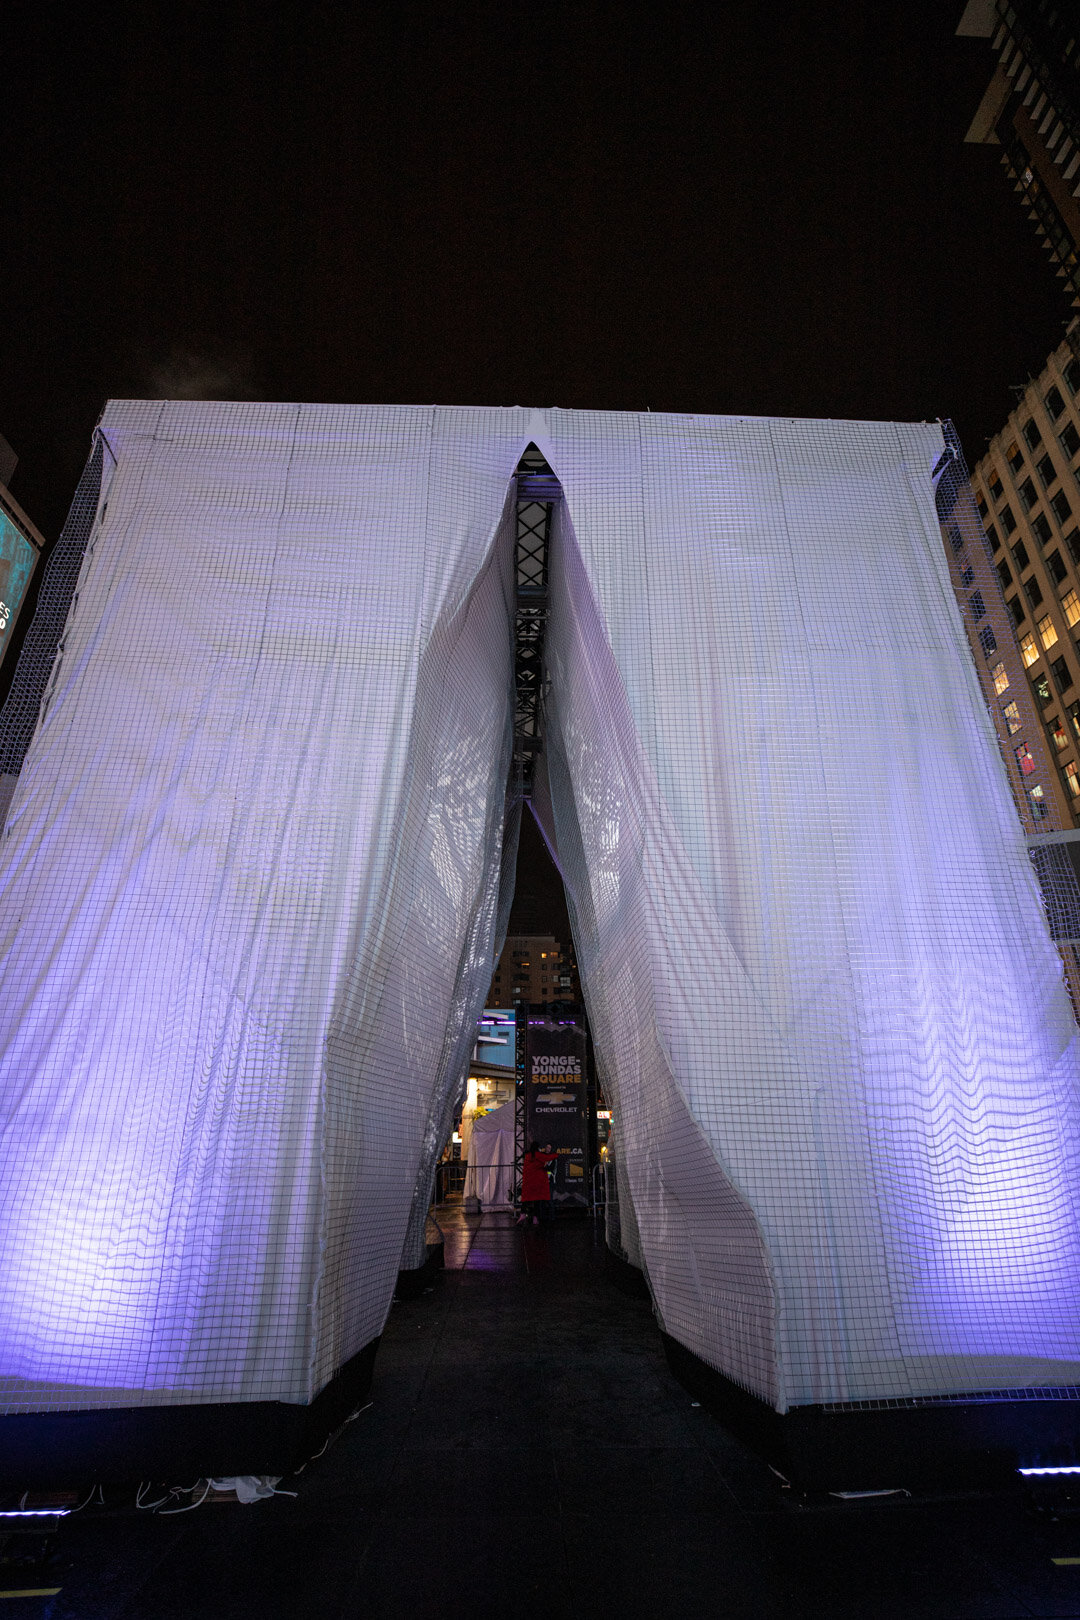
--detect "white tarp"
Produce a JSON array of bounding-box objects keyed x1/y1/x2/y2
[
  {"x1": 1, "y1": 402, "x2": 1078, "y2": 1419},
  {"x1": 462, "y1": 1100, "x2": 516, "y2": 1210}
]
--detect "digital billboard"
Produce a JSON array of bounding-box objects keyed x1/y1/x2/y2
[
  {"x1": 474, "y1": 1009, "x2": 516, "y2": 1071},
  {"x1": 525, "y1": 1015, "x2": 589, "y2": 1208},
  {"x1": 0, "y1": 506, "x2": 40, "y2": 657}
]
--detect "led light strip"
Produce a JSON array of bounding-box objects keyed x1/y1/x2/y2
[
  {"x1": 1018, "y1": 1465, "x2": 1080, "y2": 1476},
  {"x1": 0, "y1": 1508, "x2": 71, "y2": 1518}
]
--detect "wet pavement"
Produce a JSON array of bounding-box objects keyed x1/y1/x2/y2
[{"x1": 7, "y1": 1208, "x2": 1080, "y2": 1617}]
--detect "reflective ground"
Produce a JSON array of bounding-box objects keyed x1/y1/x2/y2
[{"x1": 12, "y1": 1208, "x2": 1080, "y2": 1618}]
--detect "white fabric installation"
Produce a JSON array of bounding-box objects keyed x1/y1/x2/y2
[
  {"x1": 1, "y1": 402, "x2": 1078, "y2": 1421},
  {"x1": 462, "y1": 1100, "x2": 516, "y2": 1210}
]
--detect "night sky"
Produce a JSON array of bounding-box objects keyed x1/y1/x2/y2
[{"x1": 3, "y1": 0, "x2": 1075, "y2": 931}]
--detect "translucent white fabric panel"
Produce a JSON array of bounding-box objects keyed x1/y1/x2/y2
[
  {"x1": 534, "y1": 411, "x2": 1080, "y2": 1409},
  {"x1": 0, "y1": 401, "x2": 524, "y2": 1412}
]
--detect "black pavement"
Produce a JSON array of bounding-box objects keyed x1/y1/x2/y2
[{"x1": 12, "y1": 1208, "x2": 1080, "y2": 1618}]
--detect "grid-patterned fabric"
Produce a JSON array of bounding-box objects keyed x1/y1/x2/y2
[
  {"x1": 531, "y1": 412, "x2": 1080, "y2": 1410},
  {"x1": 1, "y1": 403, "x2": 1078, "y2": 1419},
  {"x1": 0, "y1": 402, "x2": 524, "y2": 1411}
]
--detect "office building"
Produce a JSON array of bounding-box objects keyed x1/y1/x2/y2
[
  {"x1": 961, "y1": 0, "x2": 1080, "y2": 306},
  {"x1": 487, "y1": 933, "x2": 579, "y2": 1007}
]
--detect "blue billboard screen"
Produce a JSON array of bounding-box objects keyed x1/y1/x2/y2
[
  {"x1": 0, "y1": 508, "x2": 39, "y2": 654},
  {"x1": 475, "y1": 1009, "x2": 516, "y2": 1070}
]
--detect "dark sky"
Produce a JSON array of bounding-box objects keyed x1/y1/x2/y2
[
  {"x1": 3, "y1": 0, "x2": 1075, "y2": 935},
  {"x1": 3, "y1": 0, "x2": 1072, "y2": 540}
]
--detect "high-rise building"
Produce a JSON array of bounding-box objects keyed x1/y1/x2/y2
[
  {"x1": 488, "y1": 933, "x2": 579, "y2": 1007},
  {"x1": 967, "y1": 325, "x2": 1080, "y2": 824},
  {"x1": 960, "y1": 0, "x2": 1080, "y2": 307}
]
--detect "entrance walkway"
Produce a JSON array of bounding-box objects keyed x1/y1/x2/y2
[{"x1": 28, "y1": 1211, "x2": 1080, "y2": 1617}]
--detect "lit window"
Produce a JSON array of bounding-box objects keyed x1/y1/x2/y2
[
  {"x1": 1051, "y1": 717, "x2": 1069, "y2": 751},
  {"x1": 1064, "y1": 590, "x2": 1080, "y2": 628},
  {"x1": 1016, "y1": 743, "x2": 1037, "y2": 776},
  {"x1": 1021, "y1": 632, "x2": 1040, "y2": 667},
  {"x1": 1003, "y1": 700, "x2": 1022, "y2": 734},
  {"x1": 1067, "y1": 761, "x2": 1080, "y2": 798},
  {"x1": 992, "y1": 661, "x2": 1010, "y2": 695},
  {"x1": 1030, "y1": 784, "x2": 1049, "y2": 819},
  {"x1": 1034, "y1": 671, "x2": 1053, "y2": 707},
  {"x1": 1039, "y1": 614, "x2": 1059, "y2": 650}
]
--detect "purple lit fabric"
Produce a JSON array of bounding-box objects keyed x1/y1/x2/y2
[{"x1": 0, "y1": 404, "x2": 1077, "y2": 1418}]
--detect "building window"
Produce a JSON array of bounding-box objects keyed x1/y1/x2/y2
[
  {"x1": 960, "y1": 562, "x2": 974, "y2": 587},
  {"x1": 1071, "y1": 702, "x2": 1080, "y2": 741},
  {"x1": 989, "y1": 470, "x2": 1004, "y2": 501},
  {"x1": 1061, "y1": 421, "x2": 1080, "y2": 459},
  {"x1": 1008, "y1": 442, "x2": 1025, "y2": 475},
  {"x1": 997, "y1": 559, "x2": 1013, "y2": 589},
  {"x1": 1066, "y1": 761, "x2": 1080, "y2": 799},
  {"x1": 1051, "y1": 489, "x2": 1073, "y2": 526},
  {"x1": 1025, "y1": 576, "x2": 1045, "y2": 610},
  {"x1": 1046, "y1": 386, "x2": 1066, "y2": 420},
  {"x1": 1049, "y1": 550, "x2": 1068, "y2": 584},
  {"x1": 980, "y1": 625, "x2": 998, "y2": 658},
  {"x1": 1066, "y1": 529, "x2": 1080, "y2": 566},
  {"x1": 1030, "y1": 784, "x2": 1050, "y2": 819},
  {"x1": 1037, "y1": 452, "x2": 1058, "y2": 488},
  {"x1": 991, "y1": 661, "x2": 1010, "y2": 695},
  {"x1": 1052, "y1": 655, "x2": 1073, "y2": 694},
  {"x1": 1012, "y1": 539, "x2": 1030, "y2": 570},
  {"x1": 1032, "y1": 512, "x2": 1053, "y2": 547},
  {"x1": 969, "y1": 590, "x2": 985, "y2": 621},
  {"x1": 1021, "y1": 631, "x2": 1040, "y2": 667},
  {"x1": 1066, "y1": 358, "x2": 1080, "y2": 396},
  {"x1": 986, "y1": 523, "x2": 1000, "y2": 551},
  {"x1": 1038, "y1": 613, "x2": 1059, "y2": 649},
  {"x1": 977, "y1": 493, "x2": 989, "y2": 519},
  {"x1": 1009, "y1": 596, "x2": 1025, "y2": 627},
  {"x1": 1001, "y1": 504, "x2": 1017, "y2": 536},
  {"x1": 1051, "y1": 716, "x2": 1069, "y2": 751},
  {"x1": 1016, "y1": 742, "x2": 1037, "y2": 776},
  {"x1": 1064, "y1": 589, "x2": 1080, "y2": 628},
  {"x1": 1018, "y1": 477, "x2": 1037, "y2": 513},
  {"x1": 1003, "y1": 700, "x2": 1023, "y2": 734},
  {"x1": 1034, "y1": 670, "x2": 1053, "y2": 706},
  {"x1": 1023, "y1": 418, "x2": 1043, "y2": 451}
]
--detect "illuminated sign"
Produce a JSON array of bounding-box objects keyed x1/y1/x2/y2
[
  {"x1": 0, "y1": 507, "x2": 39, "y2": 654},
  {"x1": 474, "y1": 1008, "x2": 516, "y2": 1070}
]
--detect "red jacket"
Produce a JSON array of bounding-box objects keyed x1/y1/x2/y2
[{"x1": 522, "y1": 1150, "x2": 557, "y2": 1201}]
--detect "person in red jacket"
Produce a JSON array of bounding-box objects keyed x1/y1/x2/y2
[{"x1": 517, "y1": 1140, "x2": 557, "y2": 1226}]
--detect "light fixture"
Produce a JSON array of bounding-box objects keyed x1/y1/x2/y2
[{"x1": 1018, "y1": 1465, "x2": 1080, "y2": 1476}]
